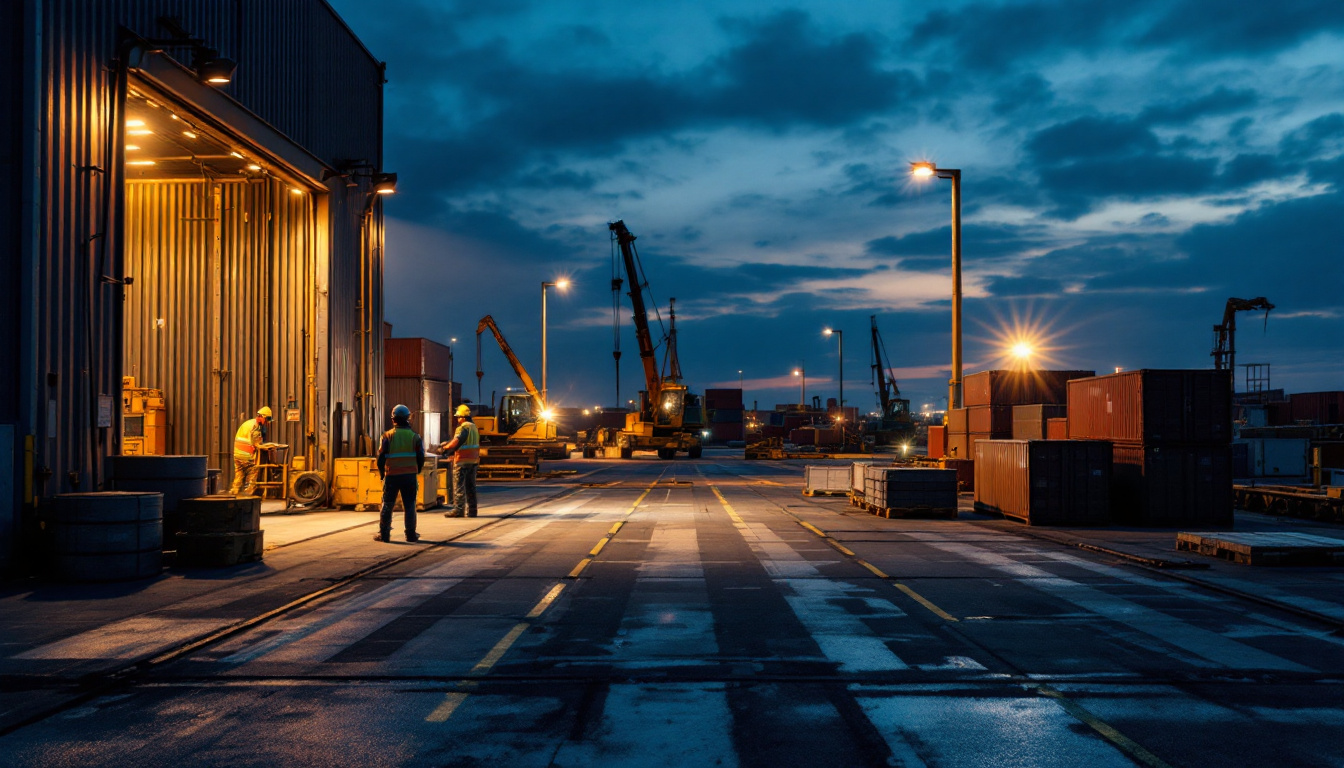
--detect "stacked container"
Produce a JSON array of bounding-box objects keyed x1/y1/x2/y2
[
  {"x1": 1067, "y1": 369, "x2": 1233, "y2": 527},
  {"x1": 1012, "y1": 404, "x2": 1068, "y2": 440},
  {"x1": 706, "y1": 388, "x2": 745, "y2": 443},
  {"x1": 949, "y1": 369, "x2": 1094, "y2": 458},
  {"x1": 974, "y1": 440, "x2": 1112, "y2": 525},
  {"x1": 385, "y1": 337, "x2": 457, "y2": 445},
  {"x1": 926, "y1": 425, "x2": 946, "y2": 458},
  {"x1": 862, "y1": 466, "x2": 958, "y2": 518}
]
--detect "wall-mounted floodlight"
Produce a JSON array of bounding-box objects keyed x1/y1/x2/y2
[
  {"x1": 373, "y1": 173, "x2": 398, "y2": 195},
  {"x1": 192, "y1": 48, "x2": 236, "y2": 85}
]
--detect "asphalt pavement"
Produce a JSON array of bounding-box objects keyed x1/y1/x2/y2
[{"x1": 3, "y1": 451, "x2": 1344, "y2": 767}]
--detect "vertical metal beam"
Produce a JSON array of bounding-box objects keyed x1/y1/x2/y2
[{"x1": 949, "y1": 169, "x2": 963, "y2": 412}]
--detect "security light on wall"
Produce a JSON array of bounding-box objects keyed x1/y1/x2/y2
[
  {"x1": 372, "y1": 173, "x2": 398, "y2": 195},
  {"x1": 193, "y1": 49, "x2": 237, "y2": 84}
]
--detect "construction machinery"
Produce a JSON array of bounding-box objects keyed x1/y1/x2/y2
[
  {"x1": 474, "y1": 315, "x2": 569, "y2": 460},
  {"x1": 868, "y1": 315, "x2": 915, "y2": 445},
  {"x1": 583, "y1": 220, "x2": 704, "y2": 459},
  {"x1": 1212, "y1": 297, "x2": 1274, "y2": 373}
]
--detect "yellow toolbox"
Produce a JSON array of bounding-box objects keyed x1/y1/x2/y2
[{"x1": 332, "y1": 457, "x2": 439, "y2": 511}]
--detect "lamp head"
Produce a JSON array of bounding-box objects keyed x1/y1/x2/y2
[
  {"x1": 372, "y1": 172, "x2": 397, "y2": 195},
  {"x1": 910, "y1": 161, "x2": 936, "y2": 178},
  {"x1": 193, "y1": 49, "x2": 236, "y2": 84}
]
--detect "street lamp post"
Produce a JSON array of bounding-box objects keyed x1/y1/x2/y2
[
  {"x1": 448, "y1": 336, "x2": 457, "y2": 412},
  {"x1": 911, "y1": 161, "x2": 963, "y2": 412},
  {"x1": 793, "y1": 367, "x2": 805, "y2": 407},
  {"x1": 541, "y1": 279, "x2": 570, "y2": 404},
  {"x1": 824, "y1": 328, "x2": 843, "y2": 414}
]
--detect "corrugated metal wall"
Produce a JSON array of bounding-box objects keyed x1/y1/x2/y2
[
  {"x1": 17, "y1": 0, "x2": 385, "y2": 529},
  {"x1": 123, "y1": 179, "x2": 316, "y2": 481}
]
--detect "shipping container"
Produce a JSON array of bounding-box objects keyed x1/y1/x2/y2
[
  {"x1": 1067, "y1": 370, "x2": 1232, "y2": 444},
  {"x1": 851, "y1": 462, "x2": 874, "y2": 494},
  {"x1": 384, "y1": 378, "x2": 455, "y2": 416},
  {"x1": 1110, "y1": 443, "x2": 1233, "y2": 527},
  {"x1": 1012, "y1": 404, "x2": 1069, "y2": 440},
  {"x1": 789, "y1": 428, "x2": 816, "y2": 446},
  {"x1": 711, "y1": 408, "x2": 745, "y2": 423},
  {"x1": 927, "y1": 425, "x2": 946, "y2": 459},
  {"x1": 948, "y1": 433, "x2": 993, "y2": 460},
  {"x1": 963, "y1": 370, "x2": 1095, "y2": 407},
  {"x1": 1290, "y1": 391, "x2": 1344, "y2": 425},
  {"x1": 947, "y1": 408, "x2": 969, "y2": 434},
  {"x1": 973, "y1": 440, "x2": 1111, "y2": 526},
  {"x1": 1315, "y1": 443, "x2": 1344, "y2": 470},
  {"x1": 709, "y1": 422, "x2": 744, "y2": 443},
  {"x1": 385, "y1": 338, "x2": 454, "y2": 381},
  {"x1": 1045, "y1": 417, "x2": 1069, "y2": 440},
  {"x1": 941, "y1": 458, "x2": 975, "y2": 491},
  {"x1": 705, "y1": 389, "x2": 744, "y2": 409},
  {"x1": 968, "y1": 405, "x2": 1014, "y2": 435},
  {"x1": 1240, "y1": 438, "x2": 1310, "y2": 477}
]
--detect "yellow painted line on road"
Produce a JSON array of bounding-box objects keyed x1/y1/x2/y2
[
  {"x1": 854, "y1": 558, "x2": 889, "y2": 579},
  {"x1": 567, "y1": 558, "x2": 593, "y2": 579},
  {"x1": 589, "y1": 537, "x2": 610, "y2": 557},
  {"x1": 470, "y1": 622, "x2": 529, "y2": 675},
  {"x1": 892, "y1": 582, "x2": 959, "y2": 622},
  {"x1": 525, "y1": 583, "x2": 567, "y2": 619},
  {"x1": 608, "y1": 521, "x2": 624, "y2": 535},
  {"x1": 830, "y1": 542, "x2": 856, "y2": 557},
  {"x1": 1035, "y1": 685, "x2": 1174, "y2": 768},
  {"x1": 426, "y1": 690, "x2": 471, "y2": 722},
  {"x1": 710, "y1": 486, "x2": 745, "y2": 525},
  {"x1": 568, "y1": 477, "x2": 660, "y2": 580},
  {"x1": 798, "y1": 520, "x2": 827, "y2": 537}
]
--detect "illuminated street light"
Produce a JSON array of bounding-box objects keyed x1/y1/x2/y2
[
  {"x1": 823, "y1": 328, "x2": 843, "y2": 414},
  {"x1": 910, "y1": 160, "x2": 963, "y2": 412},
  {"x1": 542, "y1": 280, "x2": 571, "y2": 404},
  {"x1": 793, "y1": 367, "x2": 806, "y2": 407}
]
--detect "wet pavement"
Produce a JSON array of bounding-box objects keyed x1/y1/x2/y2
[{"x1": 3, "y1": 452, "x2": 1344, "y2": 766}]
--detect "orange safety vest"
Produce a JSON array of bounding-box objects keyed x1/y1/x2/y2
[
  {"x1": 383, "y1": 426, "x2": 421, "y2": 475},
  {"x1": 453, "y1": 421, "x2": 480, "y2": 465},
  {"x1": 233, "y1": 418, "x2": 262, "y2": 462}
]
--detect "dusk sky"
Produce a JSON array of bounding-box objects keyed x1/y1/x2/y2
[{"x1": 328, "y1": 0, "x2": 1343, "y2": 414}]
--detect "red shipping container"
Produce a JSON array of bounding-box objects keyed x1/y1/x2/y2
[
  {"x1": 927, "y1": 425, "x2": 946, "y2": 459},
  {"x1": 947, "y1": 408, "x2": 969, "y2": 434},
  {"x1": 789, "y1": 428, "x2": 816, "y2": 446},
  {"x1": 941, "y1": 458, "x2": 974, "y2": 491},
  {"x1": 1067, "y1": 369, "x2": 1232, "y2": 444},
  {"x1": 963, "y1": 370, "x2": 1095, "y2": 407},
  {"x1": 968, "y1": 405, "x2": 1013, "y2": 435},
  {"x1": 705, "y1": 388, "x2": 745, "y2": 409},
  {"x1": 948, "y1": 432, "x2": 992, "y2": 460},
  {"x1": 385, "y1": 338, "x2": 454, "y2": 381},
  {"x1": 1012, "y1": 404, "x2": 1068, "y2": 440},
  {"x1": 709, "y1": 422, "x2": 744, "y2": 442},
  {"x1": 1110, "y1": 443, "x2": 1233, "y2": 527},
  {"x1": 1290, "y1": 391, "x2": 1344, "y2": 424},
  {"x1": 1045, "y1": 417, "x2": 1068, "y2": 440},
  {"x1": 973, "y1": 439, "x2": 1112, "y2": 525},
  {"x1": 1267, "y1": 401, "x2": 1293, "y2": 426}
]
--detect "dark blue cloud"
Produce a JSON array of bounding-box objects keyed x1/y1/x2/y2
[
  {"x1": 1139, "y1": 87, "x2": 1259, "y2": 125},
  {"x1": 1139, "y1": 0, "x2": 1344, "y2": 54},
  {"x1": 867, "y1": 223, "x2": 1045, "y2": 263},
  {"x1": 906, "y1": 1, "x2": 1140, "y2": 71}
]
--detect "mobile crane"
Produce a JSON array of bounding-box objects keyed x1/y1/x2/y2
[
  {"x1": 474, "y1": 315, "x2": 569, "y2": 460},
  {"x1": 583, "y1": 220, "x2": 704, "y2": 459},
  {"x1": 869, "y1": 315, "x2": 915, "y2": 445}
]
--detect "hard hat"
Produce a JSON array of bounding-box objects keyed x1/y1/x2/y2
[
  {"x1": 455, "y1": 404, "x2": 472, "y2": 417},
  {"x1": 392, "y1": 404, "x2": 411, "y2": 419},
  {"x1": 257, "y1": 406, "x2": 273, "y2": 418}
]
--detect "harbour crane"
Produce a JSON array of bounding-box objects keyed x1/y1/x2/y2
[
  {"x1": 1212, "y1": 297, "x2": 1274, "y2": 372},
  {"x1": 869, "y1": 315, "x2": 915, "y2": 445},
  {"x1": 584, "y1": 220, "x2": 704, "y2": 459}
]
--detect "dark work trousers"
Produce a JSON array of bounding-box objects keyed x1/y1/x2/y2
[
  {"x1": 380, "y1": 473, "x2": 419, "y2": 537},
  {"x1": 452, "y1": 463, "x2": 479, "y2": 517}
]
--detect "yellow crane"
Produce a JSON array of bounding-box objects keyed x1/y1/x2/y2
[{"x1": 475, "y1": 315, "x2": 569, "y2": 459}]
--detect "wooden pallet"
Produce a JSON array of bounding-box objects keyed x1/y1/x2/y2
[
  {"x1": 852, "y1": 497, "x2": 957, "y2": 520},
  {"x1": 803, "y1": 488, "x2": 848, "y2": 497},
  {"x1": 1176, "y1": 531, "x2": 1344, "y2": 566},
  {"x1": 478, "y1": 465, "x2": 536, "y2": 481}
]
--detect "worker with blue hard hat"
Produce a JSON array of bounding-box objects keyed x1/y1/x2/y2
[{"x1": 375, "y1": 403, "x2": 426, "y2": 542}]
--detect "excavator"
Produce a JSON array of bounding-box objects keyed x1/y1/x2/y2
[
  {"x1": 582, "y1": 220, "x2": 704, "y2": 459},
  {"x1": 474, "y1": 315, "x2": 569, "y2": 460},
  {"x1": 1212, "y1": 297, "x2": 1274, "y2": 373},
  {"x1": 868, "y1": 315, "x2": 915, "y2": 445}
]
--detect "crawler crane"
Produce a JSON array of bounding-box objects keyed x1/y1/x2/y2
[{"x1": 583, "y1": 220, "x2": 704, "y2": 459}]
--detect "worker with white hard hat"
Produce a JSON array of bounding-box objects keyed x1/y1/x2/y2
[
  {"x1": 229, "y1": 406, "x2": 272, "y2": 496},
  {"x1": 375, "y1": 404, "x2": 426, "y2": 542}
]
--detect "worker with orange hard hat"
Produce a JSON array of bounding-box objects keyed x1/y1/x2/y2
[{"x1": 230, "y1": 406, "x2": 272, "y2": 496}]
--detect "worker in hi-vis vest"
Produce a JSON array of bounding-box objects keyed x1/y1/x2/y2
[
  {"x1": 439, "y1": 404, "x2": 480, "y2": 518},
  {"x1": 230, "y1": 406, "x2": 272, "y2": 496},
  {"x1": 375, "y1": 404, "x2": 426, "y2": 542}
]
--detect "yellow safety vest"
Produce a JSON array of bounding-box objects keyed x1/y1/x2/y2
[
  {"x1": 453, "y1": 421, "x2": 480, "y2": 465},
  {"x1": 233, "y1": 418, "x2": 261, "y2": 462},
  {"x1": 384, "y1": 427, "x2": 420, "y2": 475}
]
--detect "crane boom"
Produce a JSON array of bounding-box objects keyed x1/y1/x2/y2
[
  {"x1": 476, "y1": 315, "x2": 544, "y2": 413},
  {"x1": 610, "y1": 220, "x2": 661, "y2": 415},
  {"x1": 870, "y1": 315, "x2": 891, "y2": 411},
  {"x1": 1212, "y1": 297, "x2": 1274, "y2": 371}
]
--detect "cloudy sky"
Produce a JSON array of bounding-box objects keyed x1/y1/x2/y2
[{"x1": 329, "y1": 0, "x2": 1343, "y2": 414}]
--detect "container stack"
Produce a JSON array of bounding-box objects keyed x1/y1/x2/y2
[
  {"x1": 974, "y1": 440, "x2": 1112, "y2": 526},
  {"x1": 1012, "y1": 404, "x2": 1068, "y2": 440},
  {"x1": 948, "y1": 370, "x2": 1094, "y2": 459},
  {"x1": 705, "y1": 389, "x2": 745, "y2": 443},
  {"x1": 175, "y1": 495, "x2": 264, "y2": 567},
  {"x1": 926, "y1": 425, "x2": 946, "y2": 458},
  {"x1": 385, "y1": 337, "x2": 457, "y2": 445},
  {"x1": 859, "y1": 466, "x2": 958, "y2": 519},
  {"x1": 1067, "y1": 369, "x2": 1233, "y2": 527}
]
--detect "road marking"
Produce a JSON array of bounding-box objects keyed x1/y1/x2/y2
[
  {"x1": 589, "y1": 537, "x2": 610, "y2": 557},
  {"x1": 568, "y1": 477, "x2": 661, "y2": 579},
  {"x1": 426, "y1": 581, "x2": 568, "y2": 722},
  {"x1": 854, "y1": 558, "x2": 890, "y2": 579},
  {"x1": 1034, "y1": 685, "x2": 1176, "y2": 768},
  {"x1": 710, "y1": 486, "x2": 745, "y2": 525},
  {"x1": 567, "y1": 558, "x2": 593, "y2": 579},
  {"x1": 892, "y1": 583, "x2": 959, "y2": 623},
  {"x1": 609, "y1": 521, "x2": 624, "y2": 535}
]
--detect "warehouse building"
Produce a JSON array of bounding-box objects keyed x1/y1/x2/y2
[{"x1": 2, "y1": 1, "x2": 393, "y2": 571}]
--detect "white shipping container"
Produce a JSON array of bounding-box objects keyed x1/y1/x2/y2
[
  {"x1": 851, "y1": 462, "x2": 874, "y2": 494},
  {"x1": 805, "y1": 465, "x2": 850, "y2": 494},
  {"x1": 1244, "y1": 438, "x2": 1310, "y2": 477}
]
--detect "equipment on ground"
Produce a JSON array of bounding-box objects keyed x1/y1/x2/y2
[
  {"x1": 473, "y1": 314, "x2": 569, "y2": 459},
  {"x1": 868, "y1": 316, "x2": 915, "y2": 445},
  {"x1": 583, "y1": 221, "x2": 704, "y2": 459},
  {"x1": 120, "y1": 377, "x2": 167, "y2": 455},
  {"x1": 1212, "y1": 297, "x2": 1274, "y2": 372}
]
